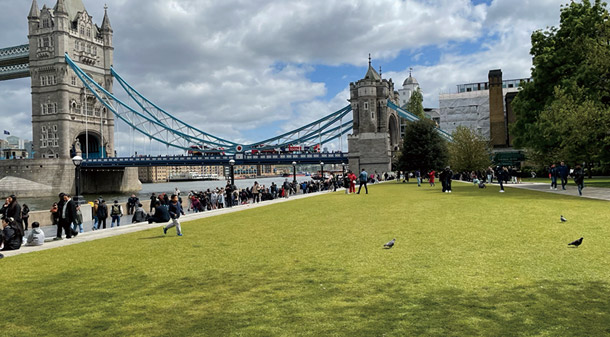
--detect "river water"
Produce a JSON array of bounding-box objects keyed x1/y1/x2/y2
[{"x1": 17, "y1": 176, "x2": 307, "y2": 211}]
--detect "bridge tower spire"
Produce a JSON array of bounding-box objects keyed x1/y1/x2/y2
[
  {"x1": 28, "y1": 0, "x2": 114, "y2": 159},
  {"x1": 347, "y1": 57, "x2": 401, "y2": 174}
]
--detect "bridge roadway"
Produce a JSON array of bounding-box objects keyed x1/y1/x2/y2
[{"x1": 81, "y1": 152, "x2": 348, "y2": 168}]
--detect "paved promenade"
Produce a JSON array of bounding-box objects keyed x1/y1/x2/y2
[
  {"x1": 1, "y1": 190, "x2": 337, "y2": 259},
  {"x1": 501, "y1": 181, "x2": 610, "y2": 201}
]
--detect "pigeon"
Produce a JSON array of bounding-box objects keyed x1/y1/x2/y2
[
  {"x1": 560, "y1": 215, "x2": 567, "y2": 222},
  {"x1": 568, "y1": 237, "x2": 583, "y2": 247},
  {"x1": 384, "y1": 238, "x2": 395, "y2": 249}
]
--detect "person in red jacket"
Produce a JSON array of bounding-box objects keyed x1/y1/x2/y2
[
  {"x1": 428, "y1": 170, "x2": 436, "y2": 187},
  {"x1": 348, "y1": 171, "x2": 357, "y2": 194}
]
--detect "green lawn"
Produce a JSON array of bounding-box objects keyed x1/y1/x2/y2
[{"x1": 2, "y1": 182, "x2": 610, "y2": 336}]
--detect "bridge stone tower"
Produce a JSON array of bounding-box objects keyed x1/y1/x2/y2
[
  {"x1": 347, "y1": 58, "x2": 401, "y2": 175},
  {"x1": 27, "y1": 0, "x2": 114, "y2": 160}
]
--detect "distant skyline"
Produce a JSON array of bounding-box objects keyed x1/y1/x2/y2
[{"x1": 0, "y1": 0, "x2": 566, "y2": 155}]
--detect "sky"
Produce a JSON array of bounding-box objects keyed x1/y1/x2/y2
[{"x1": 0, "y1": 0, "x2": 567, "y2": 155}]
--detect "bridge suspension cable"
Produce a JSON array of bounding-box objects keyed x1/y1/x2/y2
[
  {"x1": 386, "y1": 100, "x2": 453, "y2": 142},
  {"x1": 68, "y1": 54, "x2": 354, "y2": 154}
]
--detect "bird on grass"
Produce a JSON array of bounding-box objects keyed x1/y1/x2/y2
[
  {"x1": 384, "y1": 238, "x2": 395, "y2": 249},
  {"x1": 568, "y1": 237, "x2": 583, "y2": 247},
  {"x1": 560, "y1": 215, "x2": 567, "y2": 222}
]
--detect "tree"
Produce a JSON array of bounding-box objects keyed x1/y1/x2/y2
[
  {"x1": 511, "y1": 0, "x2": 610, "y2": 165},
  {"x1": 405, "y1": 88, "x2": 425, "y2": 119},
  {"x1": 397, "y1": 119, "x2": 448, "y2": 173},
  {"x1": 448, "y1": 126, "x2": 491, "y2": 173},
  {"x1": 536, "y1": 86, "x2": 610, "y2": 175}
]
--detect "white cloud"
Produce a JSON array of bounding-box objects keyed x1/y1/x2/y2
[{"x1": 0, "y1": 0, "x2": 567, "y2": 154}]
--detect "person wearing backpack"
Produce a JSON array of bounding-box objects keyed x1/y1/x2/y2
[{"x1": 110, "y1": 200, "x2": 123, "y2": 228}]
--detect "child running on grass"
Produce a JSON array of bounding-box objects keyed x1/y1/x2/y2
[{"x1": 163, "y1": 194, "x2": 185, "y2": 236}]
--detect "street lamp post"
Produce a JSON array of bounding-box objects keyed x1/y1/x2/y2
[
  {"x1": 72, "y1": 155, "x2": 84, "y2": 205},
  {"x1": 320, "y1": 161, "x2": 324, "y2": 183},
  {"x1": 229, "y1": 159, "x2": 235, "y2": 186},
  {"x1": 292, "y1": 161, "x2": 297, "y2": 184}
]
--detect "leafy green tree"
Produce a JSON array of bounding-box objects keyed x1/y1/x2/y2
[
  {"x1": 448, "y1": 126, "x2": 491, "y2": 173},
  {"x1": 536, "y1": 86, "x2": 610, "y2": 175},
  {"x1": 405, "y1": 88, "x2": 425, "y2": 119},
  {"x1": 511, "y1": 0, "x2": 610, "y2": 165},
  {"x1": 398, "y1": 119, "x2": 448, "y2": 173}
]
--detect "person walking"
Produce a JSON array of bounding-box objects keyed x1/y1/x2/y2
[
  {"x1": 428, "y1": 170, "x2": 436, "y2": 187},
  {"x1": 572, "y1": 164, "x2": 585, "y2": 196},
  {"x1": 549, "y1": 164, "x2": 558, "y2": 190},
  {"x1": 415, "y1": 170, "x2": 421, "y2": 187},
  {"x1": 55, "y1": 193, "x2": 78, "y2": 240},
  {"x1": 110, "y1": 200, "x2": 123, "y2": 227},
  {"x1": 357, "y1": 168, "x2": 368, "y2": 194},
  {"x1": 441, "y1": 166, "x2": 453, "y2": 193},
  {"x1": 163, "y1": 194, "x2": 185, "y2": 236},
  {"x1": 97, "y1": 200, "x2": 108, "y2": 229},
  {"x1": 558, "y1": 161, "x2": 569, "y2": 190}
]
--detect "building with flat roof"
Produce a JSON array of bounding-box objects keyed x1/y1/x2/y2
[{"x1": 439, "y1": 70, "x2": 530, "y2": 145}]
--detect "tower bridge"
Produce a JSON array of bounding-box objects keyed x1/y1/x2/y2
[{"x1": 0, "y1": 0, "x2": 451, "y2": 197}]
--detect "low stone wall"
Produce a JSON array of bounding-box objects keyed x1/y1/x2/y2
[{"x1": 28, "y1": 200, "x2": 152, "y2": 227}]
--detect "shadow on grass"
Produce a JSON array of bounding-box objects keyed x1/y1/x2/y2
[
  {"x1": 10, "y1": 269, "x2": 608, "y2": 336},
  {"x1": 137, "y1": 235, "x2": 166, "y2": 240}
]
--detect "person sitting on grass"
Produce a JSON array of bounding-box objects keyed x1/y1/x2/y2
[
  {"x1": 25, "y1": 222, "x2": 45, "y2": 246},
  {"x1": 1, "y1": 216, "x2": 23, "y2": 251}
]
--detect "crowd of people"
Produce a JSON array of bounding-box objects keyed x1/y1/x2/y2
[
  {"x1": 403, "y1": 161, "x2": 586, "y2": 195},
  {"x1": 0, "y1": 195, "x2": 47, "y2": 259}
]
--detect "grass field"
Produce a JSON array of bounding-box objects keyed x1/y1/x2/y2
[{"x1": 2, "y1": 182, "x2": 610, "y2": 336}]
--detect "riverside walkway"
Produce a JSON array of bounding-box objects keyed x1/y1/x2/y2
[{"x1": 1, "y1": 190, "x2": 336, "y2": 258}]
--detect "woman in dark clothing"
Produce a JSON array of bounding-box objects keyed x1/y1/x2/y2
[
  {"x1": 21, "y1": 204, "x2": 30, "y2": 231},
  {"x1": 6, "y1": 195, "x2": 24, "y2": 236},
  {"x1": 1, "y1": 217, "x2": 22, "y2": 251}
]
